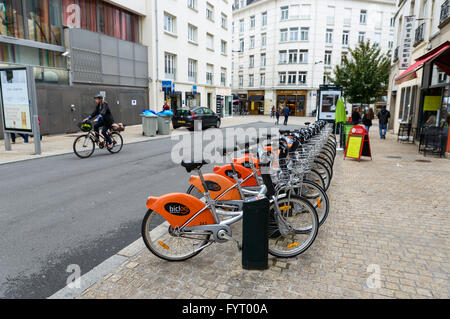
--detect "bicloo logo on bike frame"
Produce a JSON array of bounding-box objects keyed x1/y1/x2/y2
[
  {"x1": 164, "y1": 203, "x2": 191, "y2": 216},
  {"x1": 171, "y1": 123, "x2": 280, "y2": 171}
]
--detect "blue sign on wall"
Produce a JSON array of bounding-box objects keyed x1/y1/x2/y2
[
  {"x1": 193, "y1": 85, "x2": 197, "y2": 94},
  {"x1": 162, "y1": 81, "x2": 172, "y2": 92}
]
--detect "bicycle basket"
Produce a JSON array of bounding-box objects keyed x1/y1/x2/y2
[{"x1": 79, "y1": 120, "x2": 93, "y2": 132}]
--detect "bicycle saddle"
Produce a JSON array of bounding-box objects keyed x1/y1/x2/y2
[{"x1": 181, "y1": 160, "x2": 209, "y2": 173}]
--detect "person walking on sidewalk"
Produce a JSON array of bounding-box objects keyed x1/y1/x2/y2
[
  {"x1": 275, "y1": 107, "x2": 280, "y2": 125},
  {"x1": 282, "y1": 104, "x2": 290, "y2": 125},
  {"x1": 362, "y1": 108, "x2": 374, "y2": 133},
  {"x1": 351, "y1": 108, "x2": 361, "y2": 125},
  {"x1": 377, "y1": 106, "x2": 391, "y2": 139}
]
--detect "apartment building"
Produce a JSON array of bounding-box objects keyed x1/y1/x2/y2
[
  {"x1": 0, "y1": 0, "x2": 149, "y2": 136},
  {"x1": 388, "y1": 0, "x2": 450, "y2": 141},
  {"x1": 146, "y1": 0, "x2": 233, "y2": 117},
  {"x1": 232, "y1": 0, "x2": 396, "y2": 116}
]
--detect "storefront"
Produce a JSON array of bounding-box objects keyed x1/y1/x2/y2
[
  {"x1": 185, "y1": 91, "x2": 201, "y2": 108},
  {"x1": 276, "y1": 90, "x2": 307, "y2": 116},
  {"x1": 247, "y1": 90, "x2": 265, "y2": 115},
  {"x1": 216, "y1": 88, "x2": 233, "y2": 118},
  {"x1": 237, "y1": 93, "x2": 248, "y2": 115}
]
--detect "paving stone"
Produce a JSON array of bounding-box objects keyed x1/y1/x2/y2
[{"x1": 78, "y1": 125, "x2": 450, "y2": 299}]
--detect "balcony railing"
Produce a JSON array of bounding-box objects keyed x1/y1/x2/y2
[
  {"x1": 415, "y1": 22, "x2": 425, "y2": 44},
  {"x1": 440, "y1": 0, "x2": 449, "y2": 25}
]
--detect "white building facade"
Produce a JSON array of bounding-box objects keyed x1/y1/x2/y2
[
  {"x1": 145, "y1": 0, "x2": 233, "y2": 116},
  {"x1": 232, "y1": 0, "x2": 397, "y2": 116}
]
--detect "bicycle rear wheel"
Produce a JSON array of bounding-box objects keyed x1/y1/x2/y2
[
  {"x1": 141, "y1": 209, "x2": 211, "y2": 261},
  {"x1": 73, "y1": 134, "x2": 95, "y2": 158},
  {"x1": 298, "y1": 180, "x2": 329, "y2": 227},
  {"x1": 268, "y1": 196, "x2": 319, "y2": 258}
]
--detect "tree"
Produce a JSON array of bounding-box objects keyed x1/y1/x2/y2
[{"x1": 328, "y1": 40, "x2": 391, "y2": 105}]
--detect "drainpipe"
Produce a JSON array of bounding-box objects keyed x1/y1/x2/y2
[{"x1": 154, "y1": 0, "x2": 159, "y2": 111}]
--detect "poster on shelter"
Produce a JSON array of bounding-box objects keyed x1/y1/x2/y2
[{"x1": 0, "y1": 69, "x2": 32, "y2": 132}]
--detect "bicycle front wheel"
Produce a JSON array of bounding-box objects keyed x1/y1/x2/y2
[
  {"x1": 107, "y1": 132, "x2": 123, "y2": 154},
  {"x1": 298, "y1": 180, "x2": 329, "y2": 227},
  {"x1": 268, "y1": 196, "x2": 319, "y2": 258},
  {"x1": 141, "y1": 209, "x2": 211, "y2": 262},
  {"x1": 73, "y1": 134, "x2": 95, "y2": 158}
]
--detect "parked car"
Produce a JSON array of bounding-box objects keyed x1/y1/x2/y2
[{"x1": 172, "y1": 107, "x2": 221, "y2": 130}]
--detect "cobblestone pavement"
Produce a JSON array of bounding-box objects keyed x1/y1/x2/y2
[{"x1": 79, "y1": 124, "x2": 450, "y2": 299}]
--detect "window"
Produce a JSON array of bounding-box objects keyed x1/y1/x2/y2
[
  {"x1": 188, "y1": 24, "x2": 197, "y2": 43},
  {"x1": 239, "y1": 19, "x2": 244, "y2": 33},
  {"x1": 188, "y1": 0, "x2": 196, "y2": 10},
  {"x1": 164, "y1": 53, "x2": 176, "y2": 79},
  {"x1": 288, "y1": 72, "x2": 297, "y2": 84},
  {"x1": 374, "y1": 32, "x2": 381, "y2": 46},
  {"x1": 280, "y1": 29, "x2": 288, "y2": 42},
  {"x1": 221, "y1": 40, "x2": 227, "y2": 55},
  {"x1": 279, "y1": 50, "x2": 287, "y2": 64},
  {"x1": 262, "y1": 12, "x2": 267, "y2": 27},
  {"x1": 260, "y1": 73, "x2": 265, "y2": 86},
  {"x1": 220, "y1": 68, "x2": 226, "y2": 86},
  {"x1": 341, "y1": 52, "x2": 347, "y2": 65},
  {"x1": 221, "y1": 13, "x2": 228, "y2": 29},
  {"x1": 188, "y1": 59, "x2": 197, "y2": 82},
  {"x1": 206, "y1": 3, "x2": 214, "y2": 21},
  {"x1": 279, "y1": 72, "x2": 287, "y2": 84},
  {"x1": 326, "y1": 29, "x2": 333, "y2": 44},
  {"x1": 323, "y1": 73, "x2": 330, "y2": 84},
  {"x1": 206, "y1": 33, "x2": 214, "y2": 50},
  {"x1": 206, "y1": 64, "x2": 213, "y2": 84},
  {"x1": 376, "y1": 11, "x2": 383, "y2": 29},
  {"x1": 327, "y1": 6, "x2": 335, "y2": 25},
  {"x1": 279, "y1": 51, "x2": 287, "y2": 64},
  {"x1": 358, "y1": 32, "x2": 365, "y2": 42},
  {"x1": 289, "y1": 27, "x2": 298, "y2": 41},
  {"x1": 239, "y1": 38, "x2": 244, "y2": 52},
  {"x1": 249, "y1": 55, "x2": 255, "y2": 68},
  {"x1": 390, "y1": 17, "x2": 395, "y2": 28},
  {"x1": 249, "y1": 74, "x2": 254, "y2": 87},
  {"x1": 260, "y1": 53, "x2": 266, "y2": 67},
  {"x1": 344, "y1": 8, "x2": 352, "y2": 26},
  {"x1": 261, "y1": 33, "x2": 267, "y2": 48},
  {"x1": 250, "y1": 35, "x2": 255, "y2": 49},
  {"x1": 301, "y1": 4, "x2": 311, "y2": 19},
  {"x1": 239, "y1": 75, "x2": 243, "y2": 88},
  {"x1": 299, "y1": 71, "x2": 307, "y2": 84},
  {"x1": 388, "y1": 40, "x2": 394, "y2": 49},
  {"x1": 288, "y1": 50, "x2": 298, "y2": 64},
  {"x1": 300, "y1": 27, "x2": 309, "y2": 41},
  {"x1": 232, "y1": 22, "x2": 234, "y2": 34},
  {"x1": 281, "y1": 6, "x2": 289, "y2": 20},
  {"x1": 324, "y1": 51, "x2": 332, "y2": 65},
  {"x1": 290, "y1": 4, "x2": 300, "y2": 19},
  {"x1": 299, "y1": 50, "x2": 308, "y2": 63},
  {"x1": 360, "y1": 10, "x2": 367, "y2": 24},
  {"x1": 342, "y1": 31, "x2": 349, "y2": 46},
  {"x1": 164, "y1": 13, "x2": 176, "y2": 34},
  {"x1": 250, "y1": 15, "x2": 255, "y2": 29}
]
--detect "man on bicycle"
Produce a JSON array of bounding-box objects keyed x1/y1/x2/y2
[{"x1": 84, "y1": 94, "x2": 115, "y2": 148}]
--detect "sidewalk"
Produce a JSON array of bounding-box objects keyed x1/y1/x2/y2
[
  {"x1": 0, "y1": 116, "x2": 314, "y2": 165},
  {"x1": 60, "y1": 123, "x2": 450, "y2": 300}
]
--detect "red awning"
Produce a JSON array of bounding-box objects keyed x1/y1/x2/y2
[{"x1": 395, "y1": 41, "x2": 450, "y2": 85}]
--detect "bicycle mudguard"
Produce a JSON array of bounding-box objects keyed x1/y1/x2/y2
[
  {"x1": 146, "y1": 193, "x2": 215, "y2": 228},
  {"x1": 232, "y1": 154, "x2": 261, "y2": 172},
  {"x1": 189, "y1": 173, "x2": 242, "y2": 201},
  {"x1": 213, "y1": 164, "x2": 259, "y2": 187}
]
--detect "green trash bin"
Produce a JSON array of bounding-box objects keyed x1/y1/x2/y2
[
  {"x1": 141, "y1": 115, "x2": 158, "y2": 137},
  {"x1": 157, "y1": 115, "x2": 172, "y2": 135}
]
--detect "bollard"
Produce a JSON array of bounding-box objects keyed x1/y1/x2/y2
[{"x1": 242, "y1": 197, "x2": 270, "y2": 270}]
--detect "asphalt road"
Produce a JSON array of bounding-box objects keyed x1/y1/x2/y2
[{"x1": 0, "y1": 121, "x2": 301, "y2": 299}]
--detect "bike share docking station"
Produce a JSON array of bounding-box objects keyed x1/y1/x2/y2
[{"x1": 240, "y1": 139, "x2": 272, "y2": 271}]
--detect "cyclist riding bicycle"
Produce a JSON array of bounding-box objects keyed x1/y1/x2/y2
[{"x1": 84, "y1": 94, "x2": 115, "y2": 148}]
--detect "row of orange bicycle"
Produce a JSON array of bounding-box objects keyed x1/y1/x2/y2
[{"x1": 141, "y1": 121, "x2": 336, "y2": 261}]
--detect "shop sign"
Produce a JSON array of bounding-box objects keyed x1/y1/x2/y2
[{"x1": 399, "y1": 16, "x2": 415, "y2": 70}]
